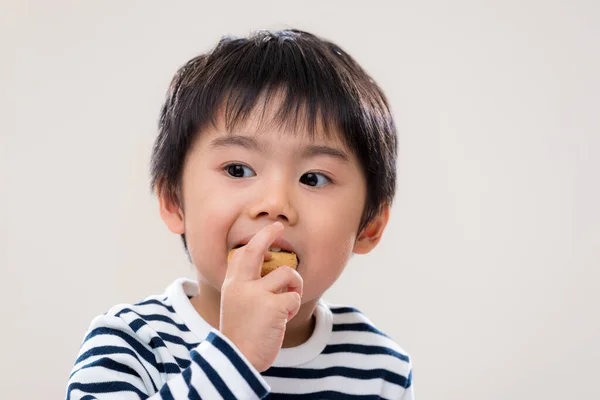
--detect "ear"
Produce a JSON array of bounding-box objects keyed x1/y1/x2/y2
[
  {"x1": 353, "y1": 204, "x2": 390, "y2": 255},
  {"x1": 156, "y1": 183, "x2": 185, "y2": 235}
]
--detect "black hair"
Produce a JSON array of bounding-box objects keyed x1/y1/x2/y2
[{"x1": 150, "y1": 29, "x2": 397, "y2": 253}]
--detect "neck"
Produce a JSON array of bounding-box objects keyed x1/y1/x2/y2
[{"x1": 190, "y1": 279, "x2": 318, "y2": 349}]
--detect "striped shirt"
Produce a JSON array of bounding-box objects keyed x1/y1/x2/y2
[{"x1": 67, "y1": 278, "x2": 414, "y2": 399}]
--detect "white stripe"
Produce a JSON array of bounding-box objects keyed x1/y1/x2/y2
[
  {"x1": 329, "y1": 330, "x2": 409, "y2": 352},
  {"x1": 381, "y1": 380, "x2": 408, "y2": 399},
  {"x1": 303, "y1": 352, "x2": 411, "y2": 371},
  {"x1": 331, "y1": 312, "x2": 374, "y2": 325},
  {"x1": 164, "y1": 374, "x2": 189, "y2": 398},
  {"x1": 266, "y1": 375, "x2": 390, "y2": 395},
  {"x1": 398, "y1": 384, "x2": 415, "y2": 400},
  {"x1": 120, "y1": 301, "x2": 176, "y2": 318}
]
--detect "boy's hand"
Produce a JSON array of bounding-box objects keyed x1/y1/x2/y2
[{"x1": 220, "y1": 221, "x2": 303, "y2": 372}]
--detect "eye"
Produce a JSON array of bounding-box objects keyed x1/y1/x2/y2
[
  {"x1": 225, "y1": 163, "x2": 256, "y2": 178},
  {"x1": 300, "y1": 172, "x2": 331, "y2": 187}
]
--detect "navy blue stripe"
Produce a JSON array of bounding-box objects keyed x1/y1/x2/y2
[
  {"x1": 330, "y1": 306, "x2": 361, "y2": 314},
  {"x1": 135, "y1": 299, "x2": 176, "y2": 313},
  {"x1": 132, "y1": 325, "x2": 197, "y2": 353},
  {"x1": 67, "y1": 382, "x2": 148, "y2": 399},
  {"x1": 175, "y1": 356, "x2": 191, "y2": 369},
  {"x1": 147, "y1": 331, "x2": 199, "y2": 357},
  {"x1": 70, "y1": 357, "x2": 138, "y2": 380},
  {"x1": 83, "y1": 327, "x2": 159, "y2": 364},
  {"x1": 80, "y1": 396, "x2": 97, "y2": 400},
  {"x1": 263, "y1": 366, "x2": 409, "y2": 387},
  {"x1": 207, "y1": 332, "x2": 268, "y2": 398},
  {"x1": 332, "y1": 323, "x2": 388, "y2": 337},
  {"x1": 406, "y1": 369, "x2": 413, "y2": 388},
  {"x1": 322, "y1": 343, "x2": 410, "y2": 362},
  {"x1": 76, "y1": 340, "x2": 179, "y2": 375},
  {"x1": 129, "y1": 318, "x2": 148, "y2": 332},
  {"x1": 159, "y1": 384, "x2": 175, "y2": 400},
  {"x1": 268, "y1": 392, "x2": 382, "y2": 400},
  {"x1": 148, "y1": 334, "x2": 168, "y2": 351},
  {"x1": 191, "y1": 350, "x2": 236, "y2": 400},
  {"x1": 157, "y1": 331, "x2": 199, "y2": 350},
  {"x1": 183, "y1": 366, "x2": 202, "y2": 400},
  {"x1": 115, "y1": 307, "x2": 191, "y2": 332}
]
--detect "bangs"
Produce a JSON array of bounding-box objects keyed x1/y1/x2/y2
[
  {"x1": 218, "y1": 85, "x2": 342, "y2": 141},
  {"x1": 162, "y1": 30, "x2": 362, "y2": 144}
]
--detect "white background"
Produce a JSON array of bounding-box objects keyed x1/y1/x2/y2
[{"x1": 2, "y1": 0, "x2": 599, "y2": 399}]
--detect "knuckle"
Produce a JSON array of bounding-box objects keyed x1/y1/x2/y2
[
  {"x1": 266, "y1": 295, "x2": 280, "y2": 311},
  {"x1": 244, "y1": 245, "x2": 259, "y2": 255}
]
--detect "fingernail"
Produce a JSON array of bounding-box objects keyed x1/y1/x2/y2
[{"x1": 273, "y1": 221, "x2": 283, "y2": 230}]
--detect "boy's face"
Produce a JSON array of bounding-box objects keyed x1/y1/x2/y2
[{"x1": 159, "y1": 104, "x2": 389, "y2": 303}]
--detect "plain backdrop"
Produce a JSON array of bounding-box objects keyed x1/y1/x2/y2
[{"x1": 2, "y1": 0, "x2": 599, "y2": 399}]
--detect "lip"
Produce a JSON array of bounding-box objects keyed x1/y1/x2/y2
[
  {"x1": 232, "y1": 234, "x2": 300, "y2": 263},
  {"x1": 234, "y1": 235, "x2": 296, "y2": 253}
]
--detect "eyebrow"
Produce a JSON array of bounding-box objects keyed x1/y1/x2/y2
[{"x1": 209, "y1": 135, "x2": 351, "y2": 163}]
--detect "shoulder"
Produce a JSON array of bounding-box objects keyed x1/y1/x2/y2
[
  {"x1": 327, "y1": 302, "x2": 411, "y2": 356},
  {"x1": 69, "y1": 287, "x2": 195, "y2": 389},
  {"x1": 104, "y1": 292, "x2": 179, "y2": 327},
  {"x1": 325, "y1": 302, "x2": 413, "y2": 388},
  {"x1": 82, "y1": 286, "x2": 194, "y2": 352}
]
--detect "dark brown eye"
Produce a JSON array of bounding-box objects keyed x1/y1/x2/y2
[
  {"x1": 300, "y1": 172, "x2": 330, "y2": 187},
  {"x1": 226, "y1": 164, "x2": 254, "y2": 178}
]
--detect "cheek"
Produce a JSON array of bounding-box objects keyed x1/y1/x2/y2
[
  {"x1": 302, "y1": 238, "x2": 354, "y2": 301},
  {"x1": 181, "y1": 185, "x2": 239, "y2": 282},
  {"x1": 183, "y1": 171, "x2": 241, "y2": 236},
  {"x1": 299, "y1": 203, "x2": 360, "y2": 298}
]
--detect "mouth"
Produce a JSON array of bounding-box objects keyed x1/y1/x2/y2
[{"x1": 232, "y1": 240, "x2": 301, "y2": 266}]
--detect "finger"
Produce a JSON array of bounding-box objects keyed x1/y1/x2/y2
[
  {"x1": 227, "y1": 222, "x2": 283, "y2": 281},
  {"x1": 259, "y1": 265, "x2": 303, "y2": 297},
  {"x1": 278, "y1": 291, "x2": 302, "y2": 321},
  {"x1": 225, "y1": 249, "x2": 274, "y2": 282}
]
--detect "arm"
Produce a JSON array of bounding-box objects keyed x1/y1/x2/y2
[{"x1": 66, "y1": 315, "x2": 269, "y2": 399}]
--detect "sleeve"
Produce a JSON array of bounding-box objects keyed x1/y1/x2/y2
[{"x1": 66, "y1": 315, "x2": 270, "y2": 399}]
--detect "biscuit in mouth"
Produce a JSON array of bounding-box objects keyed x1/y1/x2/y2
[{"x1": 227, "y1": 247, "x2": 298, "y2": 277}]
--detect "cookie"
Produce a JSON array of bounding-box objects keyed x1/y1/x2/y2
[{"x1": 228, "y1": 248, "x2": 298, "y2": 277}]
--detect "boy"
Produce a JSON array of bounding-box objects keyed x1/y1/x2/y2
[{"x1": 67, "y1": 29, "x2": 414, "y2": 399}]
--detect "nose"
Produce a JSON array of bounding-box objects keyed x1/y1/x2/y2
[{"x1": 248, "y1": 180, "x2": 299, "y2": 225}]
